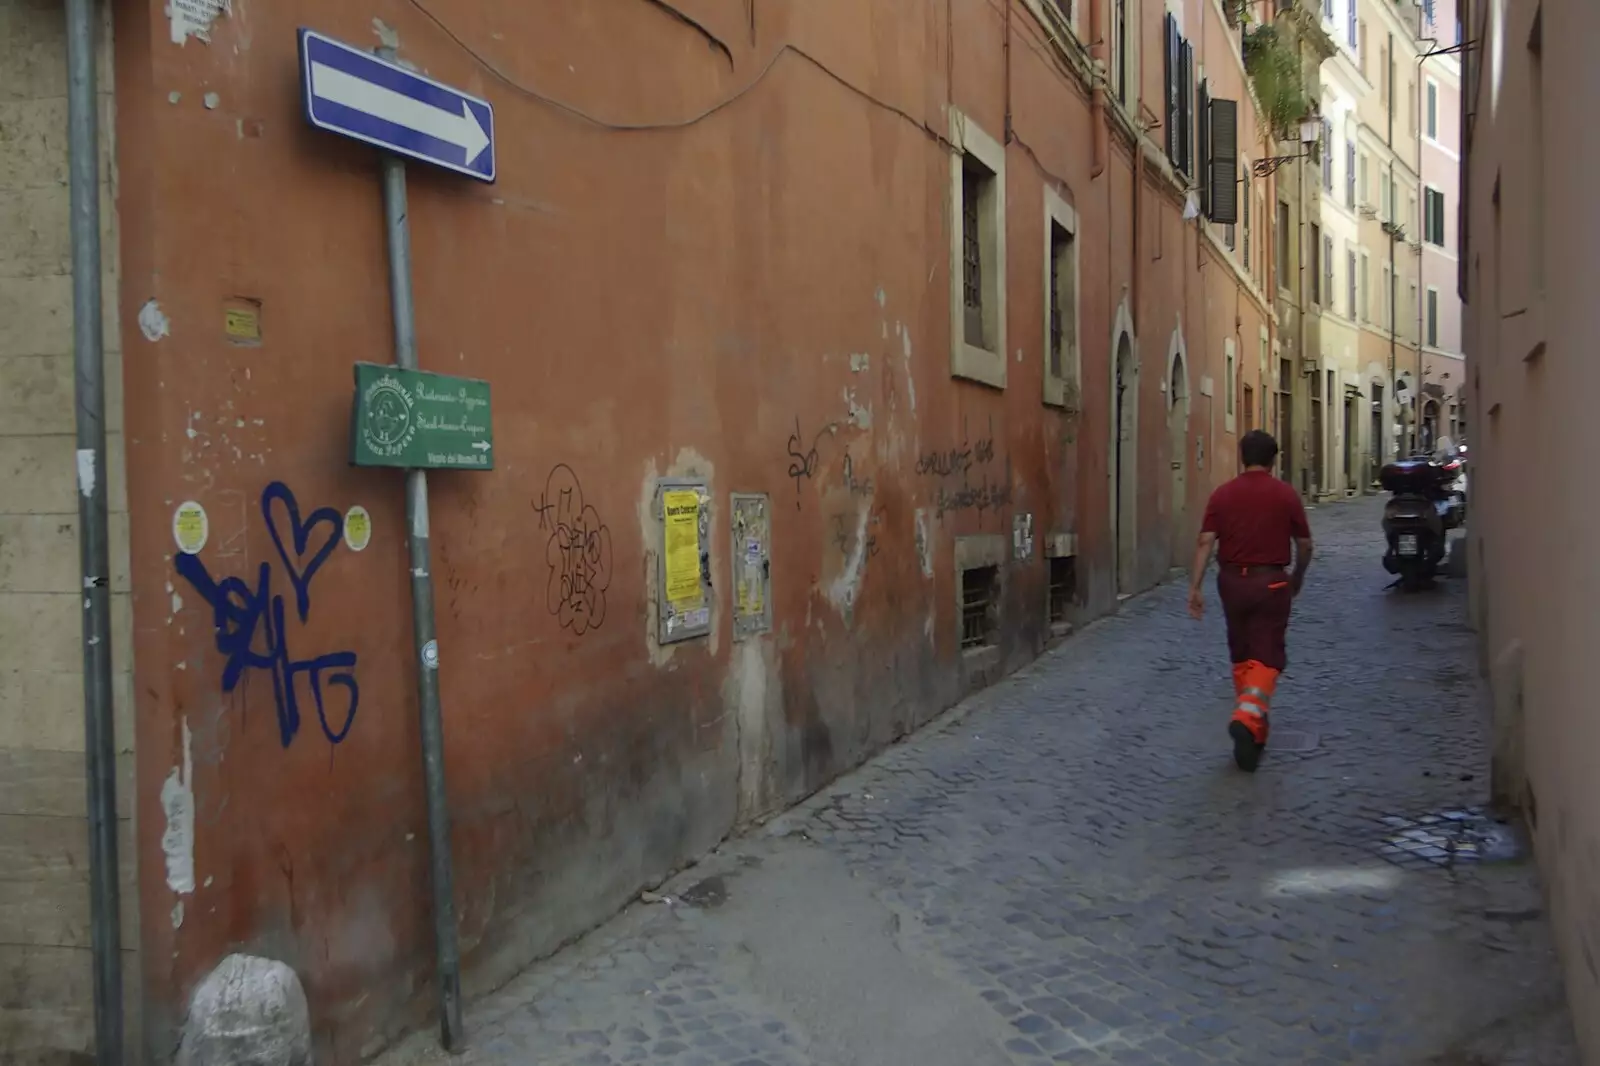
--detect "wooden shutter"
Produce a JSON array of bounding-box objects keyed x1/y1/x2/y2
[
  {"x1": 1207, "y1": 98, "x2": 1238, "y2": 224},
  {"x1": 1198, "y1": 79, "x2": 1211, "y2": 214},
  {"x1": 1178, "y1": 41, "x2": 1194, "y2": 177},
  {"x1": 1164, "y1": 15, "x2": 1180, "y2": 165}
]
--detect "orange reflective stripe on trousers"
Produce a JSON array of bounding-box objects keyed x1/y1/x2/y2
[{"x1": 1231, "y1": 658, "x2": 1280, "y2": 742}]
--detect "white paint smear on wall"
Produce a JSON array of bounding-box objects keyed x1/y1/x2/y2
[
  {"x1": 900, "y1": 324, "x2": 917, "y2": 413},
  {"x1": 160, "y1": 717, "x2": 196, "y2": 895},
  {"x1": 138, "y1": 299, "x2": 171, "y2": 341},
  {"x1": 826, "y1": 504, "x2": 874, "y2": 618}
]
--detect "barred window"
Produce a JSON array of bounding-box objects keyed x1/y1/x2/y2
[
  {"x1": 948, "y1": 110, "x2": 1007, "y2": 388},
  {"x1": 961, "y1": 566, "x2": 999, "y2": 649},
  {"x1": 962, "y1": 160, "x2": 986, "y2": 347},
  {"x1": 1049, "y1": 223, "x2": 1070, "y2": 379}
]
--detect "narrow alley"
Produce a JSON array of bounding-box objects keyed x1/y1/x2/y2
[{"x1": 377, "y1": 500, "x2": 1576, "y2": 1066}]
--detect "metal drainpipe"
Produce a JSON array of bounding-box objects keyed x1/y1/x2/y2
[
  {"x1": 1386, "y1": 31, "x2": 1401, "y2": 461},
  {"x1": 65, "y1": 0, "x2": 125, "y2": 1063},
  {"x1": 1297, "y1": 31, "x2": 1309, "y2": 496}
]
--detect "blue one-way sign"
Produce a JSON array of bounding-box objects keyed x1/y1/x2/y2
[{"x1": 298, "y1": 29, "x2": 496, "y2": 183}]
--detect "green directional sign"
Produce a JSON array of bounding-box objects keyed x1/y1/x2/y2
[{"x1": 350, "y1": 362, "x2": 494, "y2": 470}]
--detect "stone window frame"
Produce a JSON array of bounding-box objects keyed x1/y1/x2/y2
[
  {"x1": 1224, "y1": 336, "x2": 1237, "y2": 434},
  {"x1": 1042, "y1": 185, "x2": 1080, "y2": 410},
  {"x1": 1259, "y1": 326, "x2": 1271, "y2": 429},
  {"x1": 1043, "y1": 532, "x2": 1078, "y2": 638},
  {"x1": 955, "y1": 534, "x2": 1007, "y2": 674},
  {"x1": 948, "y1": 108, "x2": 1008, "y2": 390},
  {"x1": 1360, "y1": 250, "x2": 1371, "y2": 323}
]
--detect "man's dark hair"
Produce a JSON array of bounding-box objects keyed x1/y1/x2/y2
[{"x1": 1239, "y1": 429, "x2": 1280, "y2": 469}]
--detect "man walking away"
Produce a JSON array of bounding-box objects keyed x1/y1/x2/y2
[{"x1": 1187, "y1": 430, "x2": 1314, "y2": 772}]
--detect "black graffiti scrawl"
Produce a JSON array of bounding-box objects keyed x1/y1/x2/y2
[{"x1": 534, "y1": 464, "x2": 613, "y2": 635}]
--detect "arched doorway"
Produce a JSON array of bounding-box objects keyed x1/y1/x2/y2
[
  {"x1": 1112, "y1": 332, "x2": 1137, "y2": 595},
  {"x1": 1422, "y1": 400, "x2": 1440, "y2": 453},
  {"x1": 1168, "y1": 346, "x2": 1189, "y2": 567}
]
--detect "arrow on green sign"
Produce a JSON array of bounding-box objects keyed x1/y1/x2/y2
[{"x1": 350, "y1": 362, "x2": 495, "y2": 471}]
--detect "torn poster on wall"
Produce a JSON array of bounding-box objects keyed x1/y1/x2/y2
[
  {"x1": 731, "y1": 493, "x2": 772, "y2": 640},
  {"x1": 168, "y1": 0, "x2": 230, "y2": 45},
  {"x1": 1013, "y1": 513, "x2": 1035, "y2": 561}
]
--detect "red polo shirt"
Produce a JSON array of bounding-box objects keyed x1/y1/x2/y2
[{"x1": 1200, "y1": 470, "x2": 1311, "y2": 567}]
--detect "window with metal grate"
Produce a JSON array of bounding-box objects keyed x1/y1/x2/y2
[
  {"x1": 961, "y1": 566, "x2": 1000, "y2": 649},
  {"x1": 1049, "y1": 221, "x2": 1072, "y2": 380},
  {"x1": 1048, "y1": 557, "x2": 1076, "y2": 625},
  {"x1": 961, "y1": 159, "x2": 988, "y2": 347}
]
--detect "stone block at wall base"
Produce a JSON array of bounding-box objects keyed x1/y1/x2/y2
[
  {"x1": 176, "y1": 955, "x2": 312, "y2": 1066},
  {"x1": 1488, "y1": 639, "x2": 1526, "y2": 817}
]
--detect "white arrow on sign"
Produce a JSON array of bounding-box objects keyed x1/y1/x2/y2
[
  {"x1": 470, "y1": 440, "x2": 491, "y2": 452},
  {"x1": 310, "y1": 60, "x2": 491, "y2": 164}
]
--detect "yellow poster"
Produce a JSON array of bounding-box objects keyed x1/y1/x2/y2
[{"x1": 663, "y1": 490, "x2": 703, "y2": 609}]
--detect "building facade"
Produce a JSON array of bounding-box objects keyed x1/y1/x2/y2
[
  {"x1": 1317, "y1": 0, "x2": 1374, "y2": 495},
  {"x1": 1416, "y1": 0, "x2": 1466, "y2": 448},
  {"x1": 1461, "y1": 0, "x2": 1600, "y2": 1057},
  {"x1": 0, "y1": 2, "x2": 138, "y2": 1060},
  {"x1": 1267, "y1": 0, "x2": 1337, "y2": 500},
  {"x1": 1318, "y1": 0, "x2": 1428, "y2": 494},
  {"x1": 3, "y1": 0, "x2": 1299, "y2": 1061},
  {"x1": 1355, "y1": 0, "x2": 1426, "y2": 466}
]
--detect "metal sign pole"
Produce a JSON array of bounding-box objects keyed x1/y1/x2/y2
[{"x1": 379, "y1": 148, "x2": 465, "y2": 1051}]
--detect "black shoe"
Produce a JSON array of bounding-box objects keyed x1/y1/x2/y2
[{"x1": 1229, "y1": 721, "x2": 1264, "y2": 773}]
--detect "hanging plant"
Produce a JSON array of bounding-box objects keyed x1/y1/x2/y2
[{"x1": 1243, "y1": 25, "x2": 1311, "y2": 139}]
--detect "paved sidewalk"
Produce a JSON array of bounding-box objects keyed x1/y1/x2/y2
[{"x1": 381, "y1": 499, "x2": 1578, "y2": 1066}]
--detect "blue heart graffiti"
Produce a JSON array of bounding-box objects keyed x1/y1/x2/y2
[{"x1": 175, "y1": 481, "x2": 360, "y2": 748}]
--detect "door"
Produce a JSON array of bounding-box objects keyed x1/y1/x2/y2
[
  {"x1": 1311, "y1": 371, "x2": 1324, "y2": 493},
  {"x1": 1371, "y1": 384, "x2": 1385, "y2": 482},
  {"x1": 1277, "y1": 359, "x2": 1293, "y2": 486},
  {"x1": 1343, "y1": 394, "x2": 1357, "y2": 492},
  {"x1": 1114, "y1": 335, "x2": 1136, "y2": 594},
  {"x1": 1169, "y1": 355, "x2": 1188, "y2": 565}
]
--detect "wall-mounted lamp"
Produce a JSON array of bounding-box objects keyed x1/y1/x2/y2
[{"x1": 1252, "y1": 118, "x2": 1323, "y2": 177}]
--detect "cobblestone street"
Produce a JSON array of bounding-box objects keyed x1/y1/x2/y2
[{"x1": 382, "y1": 499, "x2": 1577, "y2": 1066}]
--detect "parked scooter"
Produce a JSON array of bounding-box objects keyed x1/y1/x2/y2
[
  {"x1": 1380, "y1": 454, "x2": 1466, "y2": 589},
  {"x1": 1445, "y1": 444, "x2": 1468, "y2": 518}
]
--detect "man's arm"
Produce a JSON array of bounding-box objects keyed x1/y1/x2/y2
[
  {"x1": 1188, "y1": 531, "x2": 1217, "y2": 618},
  {"x1": 1286, "y1": 491, "x2": 1314, "y2": 595},
  {"x1": 1291, "y1": 536, "x2": 1314, "y2": 594}
]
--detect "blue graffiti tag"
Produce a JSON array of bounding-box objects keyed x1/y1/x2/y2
[{"x1": 175, "y1": 482, "x2": 359, "y2": 748}]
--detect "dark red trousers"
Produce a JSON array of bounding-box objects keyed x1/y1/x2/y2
[{"x1": 1216, "y1": 566, "x2": 1293, "y2": 671}]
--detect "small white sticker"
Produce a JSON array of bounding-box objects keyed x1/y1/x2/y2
[
  {"x1": 172, "y1": 501, "x2": 209, "y2": 555},
  {"x1": 76, "y1": 449, "x2": 97, "y2": 499},
  {"x1": 344, "y1": 506, "x2": 372, "y2": 552},
  {"x1": 421, "y1": 639, "x2": 439, "y2": 670}
]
